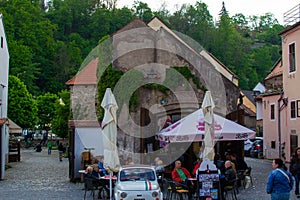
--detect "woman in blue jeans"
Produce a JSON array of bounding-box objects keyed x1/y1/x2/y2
[{"x1": 266, "y1": 158, "x2": 294, "y2": 200}]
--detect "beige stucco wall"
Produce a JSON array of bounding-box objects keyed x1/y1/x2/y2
[
  {"x1": 263, "y1": 94, "x2": 283, "y2": 160},
  {"x1": 281, "y1": 25, "x2": 300, "y2": 161}
]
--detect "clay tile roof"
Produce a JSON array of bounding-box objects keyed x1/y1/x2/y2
[
  {"x1": 0, "y1": 118, "x2": 8, "y2": 126},
  {"x1": 65, "y1": 58, "x2": 98, "y2": 86},
  {"x1": 265, "y1": 59, "x2": 282, "y2": 80}
]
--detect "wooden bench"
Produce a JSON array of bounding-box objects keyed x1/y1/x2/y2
[{"x1": 9, "y1": 141, "x2": 20, "y2": 162}]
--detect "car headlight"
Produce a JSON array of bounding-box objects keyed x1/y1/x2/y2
[
  {"x1": 152, "y1": 191, "x2": 158, "y2": 197},
  {"x1": 120, "y1": 192, "x2": 127, "y2": 198}
]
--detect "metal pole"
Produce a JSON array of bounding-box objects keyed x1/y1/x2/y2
[{"x1": 110, "y1": 172, "x2": 112, "y2": 200}]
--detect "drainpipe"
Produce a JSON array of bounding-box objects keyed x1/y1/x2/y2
[
  {"x1": 237, "y1": 93, "x2": 244, "y2": 124},
  {"x1": 278, "y1": 92, "x2": 288, "y2": 159},
  {"x1": 278, "y1": 92, "x2": 284, "y2": 158}
]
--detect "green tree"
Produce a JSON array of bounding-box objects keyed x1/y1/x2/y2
[
  {"x1": 168, "y1": 2, "x2": 215, "y2": 51},
  {"x1": 51, "y1": 90, "x2": 70, "y2": 139},
  {"x1": 257, "y1": 24, "x2": 284, "y2": 45},
  {"x1": 7, "y1": 75, "x2": 38, "y2": 128},
  {"x1": 36, "y1": 92, "x2": 59, "y2": 131},
  {"x1": 109, "y1": 7, "x2": 134, "y2": 34},
  {"x1": 0, "y1": 0, "x2": 57, "y2": 95},
  {"x1": 231, "y1": 13, "x2": 251, "y2": 38},
  {"x1": 250, "y1": 45, "x2": 279, "y2": 82},
  {"x1": 132, "y1": 1, "x2": 153, "y2": 22},
  {"x1": 213, "y1": 14, "x2": 254, "y2": 89}
]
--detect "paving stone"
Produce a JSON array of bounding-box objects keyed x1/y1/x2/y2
[{"x1": 1, "y1": 149, "x2": 299, "y2": 200}]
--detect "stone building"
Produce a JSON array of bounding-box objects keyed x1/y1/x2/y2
[{"x1": 66, "y1": 17, "x2": 241, "y2": 181}]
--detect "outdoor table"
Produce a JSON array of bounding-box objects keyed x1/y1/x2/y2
[
  {"x1": 100, "y1": 175, "x2": 117, "y2": 181},
  {"x1": 78, "y1": 170, "x2": 86, "y2": 182},
  {"x1": 99, "y1": 175, "x2": 117, "y2": 198}
]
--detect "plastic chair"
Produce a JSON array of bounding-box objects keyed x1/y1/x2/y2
[{"x1": 165, "y1": 178, "x2": 189, "y2": 200}]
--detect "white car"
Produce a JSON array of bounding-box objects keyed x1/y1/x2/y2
[
  {"x1": 244, "y1": 137, "x2": 263, "y2": 155},
  {"x1": 114, "y1": 165, "x2": 163, "y2": 200},
  {"x1": 244, "y1": 139, "x2": 254, "y2": 154}
]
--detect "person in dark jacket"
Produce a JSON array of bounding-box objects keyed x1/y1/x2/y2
[
  {"x1": 34, "y1": 143, "x2": 42, "y2": 152},
  {"x1": 91, "y1": 165, "x2": 109, "y2": 199},
  {"x1": 85, "y1": 166, "x2": 102, "y2": 199},
  {"x1": 266, "y1": 158, "x2": 293, "y2": 200},
  {"x1": 224, "y1": 160, "x2": 237, "y2": 184},
  {"x1": 290, "y1": 147, "x2": 300, "y2": 197},
  {"x1": 58, "y1": 143, "x2": 64, "y2": 161}
]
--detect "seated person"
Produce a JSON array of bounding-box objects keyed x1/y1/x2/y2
[
  {"x1": 172, "y1": 160, "x2": 194, "y2": 197},
  {"x1": 230, "y1": 153, "x2": 249, "y2": 173},
  {"x1": 214, "y1": 153, "x2": 225, "y2": 174},
  {"x1": 85, "y1": 165, "x2": 99, "y2": 182},
  {"x1": 98, "y1": 155, "x2": 108, "y2": 176},
  {"x1": 172, "y1": 160, "x2": 193, "y2": 186},
  {"x1": 34, "y1": 143, "x2": 42, "y2": 152},
  {"x1": 155, "y1": 160, "x2": 165, "y2": 173},
  {"x1": 224, "y1": 160, "x2": 237, "y2": 185},
  {"x1": 92, "y1": 164, "x2": 109, "y2": 199},
  {"x1": 219, "y1": 160, "x2": 237, "y2": 199},
  {"x1": 192, "y1": 158, "x2": 202, "y2": 176}
]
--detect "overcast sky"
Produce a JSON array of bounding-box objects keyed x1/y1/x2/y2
[{"x1": 116, "y1": 0, "x2": 300, "y2": 25}]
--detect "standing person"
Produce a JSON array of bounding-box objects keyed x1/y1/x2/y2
[
  {"x1": 266, "y1": 158, "x2": 293, "y2": 200},
  {"x1": 58, "y1": 142, "x2": 64, "y2": 161},
  {"x1": 47, "y1": 140, "x2": 53, "y2": 155},
  {"x1": 42, "y1": 131, "x2": 48, "y2": 145},
  {"x1": 290, "y1": 147, "x2": 300, "y2": 197}
]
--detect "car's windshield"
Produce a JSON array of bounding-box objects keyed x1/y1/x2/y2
[{"x1": 120, "y1": 168, "x2": 155, "y2": 181}]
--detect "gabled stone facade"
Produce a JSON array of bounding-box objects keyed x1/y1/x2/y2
[{"x1": 67, "y1": 17, "x2": 241, "y2": 166}]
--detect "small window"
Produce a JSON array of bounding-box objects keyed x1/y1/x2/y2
[
  {"x1": 1, "y1": 36, "x2": 3, "y2": 48},
  {"x1": 291, "y1": 101, "x2": 296, "y2": 119},
  {"x1": 271, "y1": 141, "x2": 276, "y2": 149},
  {"x1": 271, "y1": 104, "x2": 275, "y2": 120},
  {"x1": 289, "y1": 43, "x2": 296, "y2": 73},
  {"x1": 0, "y1": 86, "x2": 3, "y2": 104},
  {"x1": 297, "y1": 100, "x2": 300, "y2": 117}
]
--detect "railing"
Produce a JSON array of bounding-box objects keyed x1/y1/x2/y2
[{"x1": 284, "y1": 3, "x2": 300, "y2": 26}]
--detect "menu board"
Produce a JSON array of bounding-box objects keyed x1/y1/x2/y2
[{"x1": 197, "y1": 170, "x2": 220, "y2": 200}]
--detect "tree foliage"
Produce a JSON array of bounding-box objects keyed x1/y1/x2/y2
[
  {"x1": 51, "y1": 90, "x2": 70, "y2": 139},
  {"x1": 1, "y1": 0, "x2": 288, "y2": 134},
  {"x1": 36, "y1": 92, "x2": 59, "y2": 130},
  {"x1": 7, "y1": 76, "x2": 38, "y2": 128}
]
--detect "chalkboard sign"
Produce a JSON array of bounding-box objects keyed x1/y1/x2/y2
[{"x1": 197, "y1": 169, "x2": 221, "y2": 200}]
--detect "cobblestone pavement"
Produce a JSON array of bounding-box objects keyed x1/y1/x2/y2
[
  {"x1": 0, "y1": 148, "x2": 85, "y2": 200},
  {"x1": 1, "y1": 148, "x2": 299, "y2": 200},
  {"x1": 237, "y1": 157, "x2": 298, "y2": 200}
]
